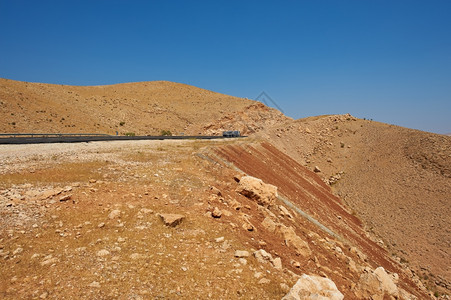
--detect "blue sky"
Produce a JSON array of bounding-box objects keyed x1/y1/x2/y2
[{"x1": 1, "y1": 1, "x2": 450, "y2": 134}]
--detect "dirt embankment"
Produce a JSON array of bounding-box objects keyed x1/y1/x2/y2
[
  {"x1": 214, "y1": 141, "x2": 431, "y2": 299},
  {"x1": 262, "y1": 114, "x2": 451, "y2": 294},
  {"x1": 0, "y1": 139, "x2": 432, "y2": 299}
]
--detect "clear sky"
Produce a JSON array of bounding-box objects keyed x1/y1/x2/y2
[{"x1": 1, "y1": 0, "x2": 450, "y2": 134}]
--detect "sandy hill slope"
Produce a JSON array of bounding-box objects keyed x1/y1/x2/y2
[
  {"x1": 0, "y1": 78, "x2": 288, "y2": 136},
  {"x1": 261, "y1": 114, "x2": 451, "y2": 295},
  {"x1": 0, "y1": 139, "x2": 430, "y2": 299},
  {"x1": 1, "y1": 78, "x2": 449, "y2": 297}
]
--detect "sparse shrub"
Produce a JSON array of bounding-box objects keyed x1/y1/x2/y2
[
  {"x1": 125, "y1": 132, "x2": 135, "y2": 136},
  {"x1": 434, "y1": 291, "x2": 439, "y2": 297},
  {"x1": 340, "y1": 142, "x2": 345, "y2": 148},
  {"x1": 119, "y1": 121, "x2": 125, "y2": 126},
  {"x1": 160, "y1": 130, "x2": 172, "y2": 136}
]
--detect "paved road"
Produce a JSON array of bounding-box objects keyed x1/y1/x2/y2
[{"x1": 0, "y1": 135, "x2": 243, "y2": 145}]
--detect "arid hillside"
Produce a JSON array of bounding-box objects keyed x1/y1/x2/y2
[
  {"x1": 260, "y1": 114, "x2": 451, "y2": 295},
  {"x1": 1, "y1": 78, "x2": 449, "y2": 298},
  {"x1": 0, "y1": 78, "x2": 288, "y2": 136},
  {"x1": 0, "y1": 139, "x2": 431, "y2": 299}
]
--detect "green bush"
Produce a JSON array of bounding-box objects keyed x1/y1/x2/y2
[
  {"x1": 125, "y1": 132, "x2": 135, "y2": 136},
  {"x1": 160, "y1": 130, "x2": 172, "y2": 136}
]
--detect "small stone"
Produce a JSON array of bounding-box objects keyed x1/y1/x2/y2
[
  {"x1": 97, "y1": 249, "x2": 110, "y2": 257},
  {"x1": 242, "y1": 222, "x2": 254, "y2": 231},
  {"x1": 258, "y1": 278, "x2": 271, "y2": 285},
  {"x1": 292, "y1": 261, "x2": 301, "y2": 268},
  {"x1": 234, "y1": 250, "x2": 250, "y2": 258},
  {"x1": 238, "y1": 258, "x2": 247, "y2": 265},
  {"x1": 59, "y1": 194, "x2": 72, "y2": 202},
  {"x1": 158, "y1": 213, "x2": 185, "y2": 227},
  {"x1": 39, "y1": 291, "x2": 48, "y2": 299},
  {"x1": 130, "y1": 253, "x2": 143, "y2": 260},
  {"x1": 13, "y1": 247, "x2": 23, "y2": 255},
  {"x1": 140, "y1": 208, "x2": 153, "y2": 214},
  {"x1": 212, "y1": 207, "x2": 222, "y2": 218},
  {"x1": 98, "y1": 222, "x2": 105, "y2": 228},
  {"x1": 280, "y1": 283, "x2": 290, "y2": 293},
  {"x1": 88, "y1": 281, "x2": 101, "y2": 288},
  {"x1": 273, "y1": 257, "x2": 283, "y2": 269},
  {"x1": 89, "y1": 179, "x2": 97, "y2": 184},
  {"x1": 108, "y1": 210, "x2": 121, "y2": 219},
  {"x1": 117, "y1": 237, "x2": 126, "y2": 243},
  {"x1": 210, "y1": 186, "x2": 222, "y2": 196},
  {"x1": 41, "y1": 257, "x2": 58, "y2": 266},
  {"x1": 313, "y1": 166, "x2": 321, "y2": 173},
  {"x1": 215, "y1": 237, "x2": 224, "y2": 243}
]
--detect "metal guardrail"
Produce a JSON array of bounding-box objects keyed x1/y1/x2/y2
[
  {"x1": 0, "y1": 134, "x2": 246, "y2": 145},
  {"x1": 0, "y1": 133, "x2": 111, "y2": 138}
]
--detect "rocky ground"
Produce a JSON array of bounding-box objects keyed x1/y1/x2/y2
[
  {"x1": 1, "y1": 78, "x2": 449, "y2": 298},
  {"x1": 260, "y1": 114, "x2": 451, "y2": 297},
  {"x1": 0, "y1": 139, "x2": 434, "y2": 299}
]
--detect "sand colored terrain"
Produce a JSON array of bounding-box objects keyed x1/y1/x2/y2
[
  {"x1": 0, "y1": 78, "x2": 288, "y2": 136},
  {"x1": 1, "y1": 78, "x2": 450, "y2": 297},
  {"x1": 0, "y1": 139, "x2": 431, "y2": 299},
  {"x1": 262, "y1": 114, "x2": 451, "y2": 294}
]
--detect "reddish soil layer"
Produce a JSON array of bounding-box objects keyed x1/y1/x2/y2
[{"x1": 215, "y1": 142, "x2": 430, "y2": 298}]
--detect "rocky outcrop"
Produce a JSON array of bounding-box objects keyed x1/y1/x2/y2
[
  {"x1": 236, "y1": 176, "x2": 278, "y2": 208},
  {"x1": 355, "y1": 266, "x2": 402, "y2": 299},
  {"x1": 282, "y1": 274, "x2": 344, "y2": 300},
  {"x1": 277, "y1": 225, "x2": 311, "y2": 258}
]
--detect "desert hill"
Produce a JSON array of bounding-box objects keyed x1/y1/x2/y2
[
  {"x1": 261, "y1": 114, "x2": 451, "y2": 294},
  {"x1": 1, "y1": 78, "x2": 450, "y2": 298},
  {"x1": 0, "y1": 78, "x2": 289, "y2": 136}
]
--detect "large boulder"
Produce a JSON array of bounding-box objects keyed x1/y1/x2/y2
[
  {"x1": 282, "y1": 274, "x2": 344, "y2": 300},
  {"x1": 355, "y1": 267, "x2": 399, "y2": 299},
  {"x1": 236, "y1": 176, "x2": 278, "y2": 207}
]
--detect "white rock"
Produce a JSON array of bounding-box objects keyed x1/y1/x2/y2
[
  {"x1": 282, "y1": 274, "x2": 344, "y2": 300},
  {"x1": 13, "y1": 247, "x2": 23, "y2": 255},
  {"x1": 108, "y1": 209, "x2": 121, "y2": 219},
  {"x1": 273, "y1": 257, "x2": 283, "y2": 270},
  {"x1": 88, "y1": 281, "x2": 101, "y2": 288},
  {"x1": 97, "y1": 249, "x2": 110, "y2": 257},
  {"x1": 374, "y1": 267, "x2": 399, "y2": 297},
  {"x1": 236, "y1": 176, "x2": 278, "y2": 207},
  {"x1": 234, "y1": 250, "x2": 250, "y2": 258}
]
